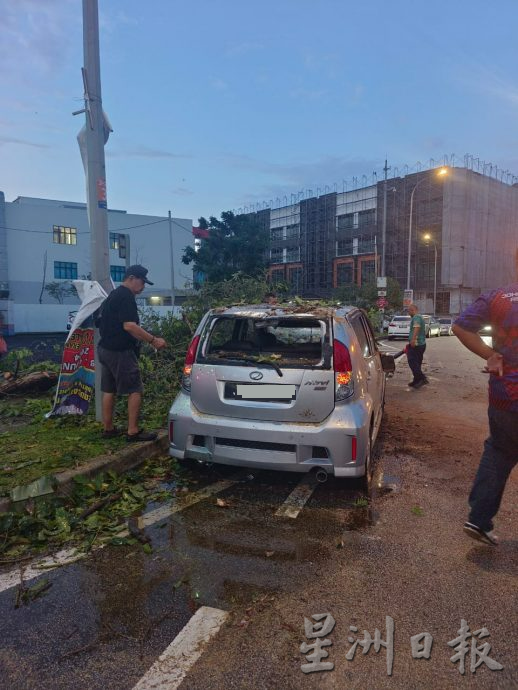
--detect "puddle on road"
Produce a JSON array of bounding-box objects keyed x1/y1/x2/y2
[
  {"x1": 18, "y1": 461, "x2": 402, "y2": 661},
  {"x1": 371, "y1": 473, "x2": 402, "y2": 498}
]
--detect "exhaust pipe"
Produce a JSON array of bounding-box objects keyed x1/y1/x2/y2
[{"x1": 315, "y1": 468, "x2": 329, "y2": 483}]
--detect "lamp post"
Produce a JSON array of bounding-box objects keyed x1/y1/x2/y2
[
  {"x1": 423, "y1": 233, "x2": 437, "y2": 315},
  {"x1": 406, "y1": 167, "x2": 448, "y2": 291}
]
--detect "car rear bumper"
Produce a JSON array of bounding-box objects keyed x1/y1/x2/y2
[{"x1": 168, "y1": 391, "x2": 370, "y2": 477}]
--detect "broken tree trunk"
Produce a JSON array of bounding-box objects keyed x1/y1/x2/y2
[{"x1": 0, "y1": 371, "x2": 58, "y2": 397}]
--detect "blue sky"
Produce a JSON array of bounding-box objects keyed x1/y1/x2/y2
[{"x1": 1, "y1": 0, "x2": 518, "y2": 222}]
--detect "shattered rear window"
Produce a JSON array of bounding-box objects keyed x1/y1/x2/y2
[{"x1": 199, "y1": 316, "x2": 327, "y2": 366}]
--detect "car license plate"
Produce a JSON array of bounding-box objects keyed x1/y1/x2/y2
[{"x1": 235, "y1": 384, "x2": 296, "y2": 400}]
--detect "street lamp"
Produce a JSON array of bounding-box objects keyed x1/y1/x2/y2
[
  {"x1": 423, "y1": 232, "x2": 437, "y2": 316},
  {"x1": 406, "y1": 167, "x2": 448, "y2": 291}
]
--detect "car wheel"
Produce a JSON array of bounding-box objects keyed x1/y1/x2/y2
[
  {"x1": 360, "y1": 430, "x2": 374, "y2": 494},
  {"x1": 387, "y1": 336, "x2": 394, "y2": 341}
]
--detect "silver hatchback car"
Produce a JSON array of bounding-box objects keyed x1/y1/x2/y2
[{"x1": 168, "y1": 304, "x2": 394, "y2": 486}]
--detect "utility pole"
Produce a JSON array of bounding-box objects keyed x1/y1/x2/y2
[
  {"x1": 75, "y1": 0, "x2": 112, "y2": 421},
  {"x1": 168, "y1": 211, "x2": 176, "y2": 311},
  {"x1": 381, "y1": 158, "x2": 390, "y2": 278}
]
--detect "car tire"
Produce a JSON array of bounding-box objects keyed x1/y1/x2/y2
[{"x1": 360, "y1": 429, "x2": 374, "y2": 494}]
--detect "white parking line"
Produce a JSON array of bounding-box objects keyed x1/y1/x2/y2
[
  {"x1": 140, "y1": 479, "x2": 238, "y2": 527},
  {"x1": 0, "y1": 479, "x2": 238, "y2": 595},
  {"x1": 378, "y1": 341, "x2": 402, "y2": 352},
  {"x1": 132, "y1": 606, "x2": 229, "y2": 690},
  {"x1": 275, "y1": 474, "x2": 317, "y2": 519}
]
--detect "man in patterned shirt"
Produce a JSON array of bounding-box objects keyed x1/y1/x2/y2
[{"x1": 453, "y1": 281, "x2": 518, "y2": 546}]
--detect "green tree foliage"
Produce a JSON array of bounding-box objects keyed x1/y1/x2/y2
[
  {"x1": 334, "y1": 277, "x2": 402, "y2": 311},
  {"x1": 182, "y1": 211, "x2": 269, "y2": 283},
  {"x1": 44, "y1": 281, "x2": 76, "y2": 304}
]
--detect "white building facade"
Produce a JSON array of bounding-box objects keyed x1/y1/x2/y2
[{"x1": 0, "y1": 193, "x2": 194, "y2": 334}]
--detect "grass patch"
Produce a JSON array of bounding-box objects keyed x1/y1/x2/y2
[
  {"x1": 0, "y1": 414, "x2": 127, "y2": 497},
  {"x1": 0, "y1": 371, "x2": 178, "y2": 497}
]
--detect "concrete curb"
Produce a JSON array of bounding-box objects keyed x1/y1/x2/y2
[{"x1": 0, "y1": 430, "x2": 170, "y2": 514}]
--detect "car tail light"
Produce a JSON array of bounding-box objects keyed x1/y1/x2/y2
[
  {"x1": 389, "y1": 323, "x2": 395, "y2": 327},
  {"x1": 169, "y1": 420, "x2": 174, "y2": 442},
  {"x1": 182, "y1": 335, "x2": 200, "y2": 391},
  {"x1": 351, "y1": 435, "x2": 357, "y2": 461},
  {"x1": 333, "y1": 339, "x2": 354, "y2": 400}
]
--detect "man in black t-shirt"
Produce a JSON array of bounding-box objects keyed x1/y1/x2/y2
[{"x1": 98, "y1": 265, "x2": 166, "y2": 442}]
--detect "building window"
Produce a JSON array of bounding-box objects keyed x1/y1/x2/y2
[
  {"x1": 145, "y1": 296, "x2": 172, "y2": 306},
  {"x1": 270, "y1": 248, "x2": 283, "y2": 264},
  {"x1": 54, "y1": 261, "x2": 78, "y2": 280},
  {"x1": 337, "y1": 213, "x2": 354, "y2": 231},
  {"x1": 285, "y1": 246, "x2": 300, "y2": 263},
  {"x1": 110, "y1": 232, "x2": 120, "y2": 249},
  {"x1": 358, "y1": 209, "x2": 376, "y2": 227},
  {"x1": 271, "y1": 227, "x2": 283, "y2": 241},
  {"x1": 360, "y1": 260, "x2": 376, "y2": 285},
  {"x1": 358, "y1": 237, "x2": 376, "y2": 254},
  {"x1": 337, "y1": 239, "x2": 353, "y2": 256},
  {"x1": 336, "y1": 263, "x2": 354, "y2": 286},
  {"x1": 286, "y1": 224, "x2": 300, "y2": 239},
  {"x1": 110, "y1": 265, "x2": 126, "y2": 282},
  {"x1": 417, "y1": 262, "x2": 434, "y2": 281},
  {"x1": 53, "y1": 226, "x2": 77, "y2": 245},
  {"x1": 270, "y1": 268, "x2": 285, "y2": 285},
  {"x1": 288, "y1": 267, "x2": 303, "y2": 292}
]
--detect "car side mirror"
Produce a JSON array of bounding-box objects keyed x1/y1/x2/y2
[{"x1": 381, "y1": 353, "x2": 396, "y2": 374}]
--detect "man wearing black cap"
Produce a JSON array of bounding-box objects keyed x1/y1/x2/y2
[{"x1": 98, "y1": 265, "x2": 166, "y2": 442}]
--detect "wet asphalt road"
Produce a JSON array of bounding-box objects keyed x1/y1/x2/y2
[
  {"x1": 0, "y1": 335, "x2": 516, "y2": 689},
  {"x1": 0, "y1": 466, "x2": 382, "y2": 690}
]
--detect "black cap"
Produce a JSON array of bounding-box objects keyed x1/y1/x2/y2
[{"x1": 125, "y1": 265, "x2": 154, "y2": 285}]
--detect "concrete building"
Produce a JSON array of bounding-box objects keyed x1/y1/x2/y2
[
  {"x1": 253, "y1": 165, "x2": 518, "y2": 314},
  {"x1": 0, "y1": 193, "x2": 194, "y2": 333}
]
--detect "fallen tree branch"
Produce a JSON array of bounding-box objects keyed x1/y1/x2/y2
[
  {"x1": 0, "y1": 370, "x2": 58, "y2": 397},
  {"x1": 77, "y1": 493, "x2": 121, "y2": 521}
]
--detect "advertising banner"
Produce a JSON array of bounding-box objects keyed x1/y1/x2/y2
[
  {"x1": 47, "y1": 280, "x2": 109, "y2": 417},
  {"x1": 47, "y1": 327, "x2": 95, "y2": 416}
]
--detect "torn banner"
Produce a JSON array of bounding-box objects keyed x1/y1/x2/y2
[{"x1": 47, "y1": 281, "x2": 109, "y2": 417}]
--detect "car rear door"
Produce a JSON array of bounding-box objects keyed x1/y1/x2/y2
[{"x1": 349, "y1": 312, "x2": 384, "y2": 430}]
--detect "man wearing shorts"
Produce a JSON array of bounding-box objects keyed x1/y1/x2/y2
[{"x1": 98, "y1": 265, "x2": 166, "y2": 442}]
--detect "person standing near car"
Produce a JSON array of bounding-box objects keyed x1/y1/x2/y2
[
  {"x1": 406, "y1": 304, "x2": 428, "y2": 388},
  {"x1": 453, "y1": 281, "x2": 518, "y2": 546},
  {"x1": 98, "y1": 265, "x2": 166, "y2": 442}
]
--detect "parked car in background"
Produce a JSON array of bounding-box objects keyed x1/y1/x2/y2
[
  {"x1": 66, "y1": 310, "x2": 78, "y2": 331},
  {"x1": 387, "y1": 315, "x2": 411, "y2": 339},
  {"x1": 168, "y1": 304, "x2": 395, "y2": 488},
  {"x1": 422, "y1": 315, "x2": 441, "y2": 337},
  {"x1": 438, "y1": 317, "x2": 454, "y2": 336}
]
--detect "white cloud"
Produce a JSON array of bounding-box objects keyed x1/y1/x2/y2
[
  {"x1": 107, "y1": 145, "x2": 191, "y2": 160},
  {"x1": 289, "y1": 87, "x2": 327, "y2": 101},
  {"x1": 0, "y1": 0, "x2": 76, "y2": 83},
  {"x1": 210, "y1": 78, "x2": 229, "y2": 91},
  {"x1": 0, "y1": 136, "x2": 50, "y2": 149},
  {"x1": 225, "y1": 41, "x2": 264, "y2": 57}
]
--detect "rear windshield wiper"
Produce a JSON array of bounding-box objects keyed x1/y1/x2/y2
[{"x1": 206, "y1": 354, "x2": 283, "y2": 377}]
